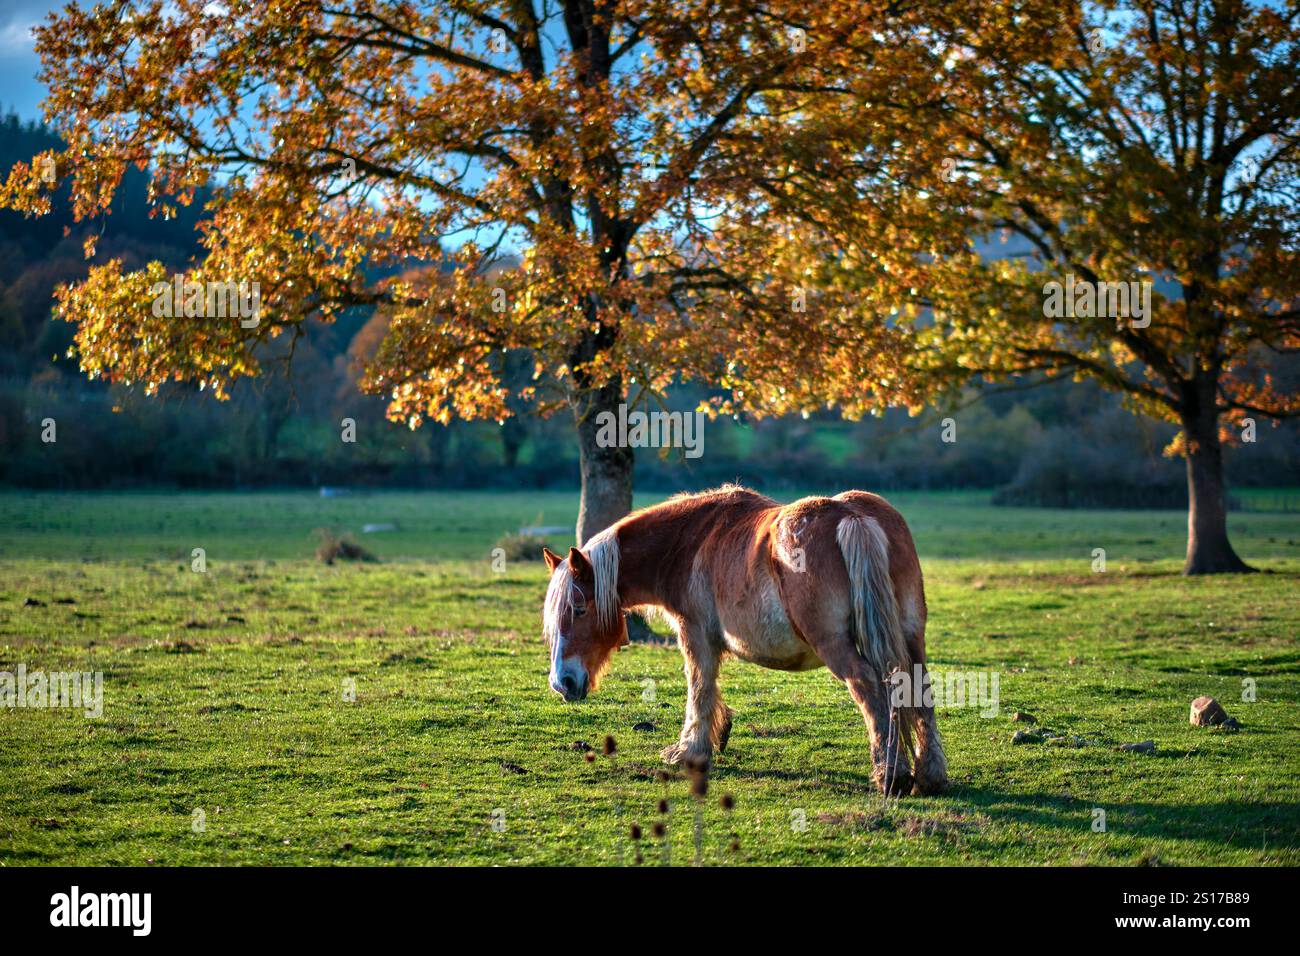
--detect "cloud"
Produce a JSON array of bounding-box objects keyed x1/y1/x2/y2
[
  {"x1": 0, "y1": 1, "x2": 67, "y2": 57},
  {"x1": 0, "y1": 3, "x2": 61, "y2": 118},
  {"x1": 0, "y1": 19, "x2": 39, "y2": 57}
]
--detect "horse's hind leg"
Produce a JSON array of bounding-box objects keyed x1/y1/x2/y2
[
  {"x1": 662, "y1": 624, "x2": 726, "y2": 768},
  {"x1": 909, "y1": 663, "x2": 949, "y2": 795},
  {"x1": 815, "y1": 640, "x2": 913, "y2": 795},
  {"x1": 846, "y1": 671, "x2": 914, "y2": 796}
]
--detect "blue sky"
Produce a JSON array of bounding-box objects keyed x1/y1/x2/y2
[{"x1": 0, "y1": 1, "x2": 56, "y2": 121}]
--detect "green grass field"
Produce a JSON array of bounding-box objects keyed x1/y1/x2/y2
[{"x1": 1, "y1": 489, "x2": 1297, "y2": 866}]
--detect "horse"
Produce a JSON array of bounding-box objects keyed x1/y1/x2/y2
[{"x1": 540, "y1": 484, "x2": 949, "y2": 796}]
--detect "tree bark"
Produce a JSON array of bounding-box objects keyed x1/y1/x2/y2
[
  {"x1": 500, "y1": 417, "x2": 526, "y2": 470},
  {"x1": 1181, "y1": 378, "x2": 1254, "y2": 574},
  {"x1": 571, "y1": 379, "x2": 633, "y2": 546},
  {"x1": 571, "y1": 378, "x2": 657, "y2": 642}
]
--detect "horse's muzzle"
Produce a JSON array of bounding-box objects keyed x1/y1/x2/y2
[{"x1": 551, "y1": 670, "x2": 589, "y2": 702}]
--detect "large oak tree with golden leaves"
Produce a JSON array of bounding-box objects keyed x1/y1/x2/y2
[
  {"x1": 762, "y1": 0, "x2": 1299, "y2": 573},
  {"x1": 1, "y1": 0, "x2": 921, "y2": 543}
]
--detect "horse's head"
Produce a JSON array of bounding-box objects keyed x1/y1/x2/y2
[{"x1": 542, "y1": 545, "x2": 627, "y2": 702}]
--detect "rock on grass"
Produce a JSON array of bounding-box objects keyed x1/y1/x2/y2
[
  {"x1": 1190, "y1": 695, "x2": 1236, "y2": 728},
  {"x1": 1120, "y1": 740, "x2": 1156, "y2": 754}
]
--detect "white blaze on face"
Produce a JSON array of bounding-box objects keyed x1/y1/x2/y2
[{"x1": 543, "y1": 562, "x2": 588, "y2": 700}]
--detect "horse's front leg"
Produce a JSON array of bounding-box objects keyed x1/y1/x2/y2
[{"x1": 661, "y1": 624, "x2": 728, "y2": 769}]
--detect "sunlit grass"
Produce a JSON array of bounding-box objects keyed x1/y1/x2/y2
[{"x1": 0, "y1": 490, "x2": 1296, "y2": 865}]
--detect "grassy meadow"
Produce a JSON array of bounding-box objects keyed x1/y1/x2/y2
[{"x1": 0, "y1": 488, "x2": 1297, "y2": 866}]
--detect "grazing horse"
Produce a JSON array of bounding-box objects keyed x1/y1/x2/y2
[{"x1": 541, "y1": 484, "x2": 948, "y2": 796}]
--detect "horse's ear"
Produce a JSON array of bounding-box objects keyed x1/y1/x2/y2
[
  {"x1": 542, "y1": 547, "x2": 563, "y2": 573},
  {"x1": 567, "y1": 546, "x2": 593, "y2": 582}
]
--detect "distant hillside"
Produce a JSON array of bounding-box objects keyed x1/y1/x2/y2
[{"x1": 0, "y1": 112, "x2": 212, "y2": 374}]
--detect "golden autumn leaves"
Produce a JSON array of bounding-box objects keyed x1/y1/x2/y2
[
  {"x1": 0, "y1": 0, "x2": 1296, "y2": 447},
  {"x1": 0, "y1": 2, "x2": 914, "y2": 427}
]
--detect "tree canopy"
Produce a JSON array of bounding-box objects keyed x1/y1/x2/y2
[
  {"x1": 2, "y1": 0, "x2": 1295, "y2": 568},
  {"x1": 763, "y1": 0, "x2": 1300, "y2": 570},
  {"x1": 0, "y1": 1, "x2": 922, "y2": 415}
]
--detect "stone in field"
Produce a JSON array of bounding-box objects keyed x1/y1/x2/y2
[
  {"x1": 1190, "y1": 695, "x2": 1230, "y2": 727},
  {"x1": 1120, "y1": 740, "x2": 1156, "y2": 753}
]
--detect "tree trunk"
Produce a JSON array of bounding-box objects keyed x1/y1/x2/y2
[
  {"x1": 1182, "y1": 381, "x2": 1254, "y2": 574},
  {"x1": 500, "y1": 417, "x2": 526, "y2": 470},
  {"x1": 571, "y1": 379, "x2": 633, "y2": 546},
  {"x1": 571, "y1": 379, "x2": 657, "y2": 642}
]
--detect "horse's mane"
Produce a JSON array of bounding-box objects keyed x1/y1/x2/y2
[
  {"x1": 546, "y1": 487, "x2": 772, "y2": 643},
  {"x1": 543, "y1": 525, "x2": 621, "y2": 641},
  {"x1": 661, "y1": 482, "x2": 772, "y2": 507},
  {"x1": 584, "y1": 527, "x2": 621, "y2": 632}
]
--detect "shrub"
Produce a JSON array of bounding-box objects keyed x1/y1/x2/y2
[
  {"x1": 993, "y1": 409, "x2": 1186, "y2": 509},
  {"x1": 314, "y1": 528, "x2": 377, "y2": 564},
  {"x1": 492, "y1": 531, "x2": 552, "y2": 562}
]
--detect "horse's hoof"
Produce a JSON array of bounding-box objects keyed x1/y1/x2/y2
[
  {"x1": 876, "y1": 768, "x2": 914, "y2": 797},
  {"x1": 910, "y1": 772, "x2": 950, "y2": 796},
  {"x1": 660, "y1": 742, "x2": 687, "y2": 765},
  {"x1": 661, "y1": 742, "x2": 711, "y2": 768}
]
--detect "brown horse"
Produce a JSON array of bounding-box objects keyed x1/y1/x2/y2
[{"x1": 541, "y1": 484, "x2": 948, "y2": 796}]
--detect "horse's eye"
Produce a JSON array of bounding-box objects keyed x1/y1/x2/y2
[{"x1": 573, "y1": 604, "x2": 587, "y2": 617}]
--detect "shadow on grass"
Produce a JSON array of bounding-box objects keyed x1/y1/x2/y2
[
  {"x1": 945, "y1": 784, "x2": 1300, "y2": 851},
  {"x1": 709, "y1": 760, "x2": 877, "y2": 797},
  {"x1": 700, "y1": 755, "x2": 1298, "y2": 855}
]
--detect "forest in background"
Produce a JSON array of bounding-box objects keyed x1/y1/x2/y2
[{"x1": 2, "y1": 113, "x2": 1296, "y2": 505}]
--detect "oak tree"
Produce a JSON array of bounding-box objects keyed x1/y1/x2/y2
[
  {"x1": 1, "y1": 0, "x2": 909, "y2": 542},
  {"x1": 775, "y1": 0, "x2": 1299, "y2": 572}
]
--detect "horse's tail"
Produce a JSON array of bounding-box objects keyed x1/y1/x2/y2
[
  {"x1": 836, "y1": 515, "x2": 910, "y2": 675},
  {"x1": 836, "y1": 515, "x2": 915, "y2": 755}
]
